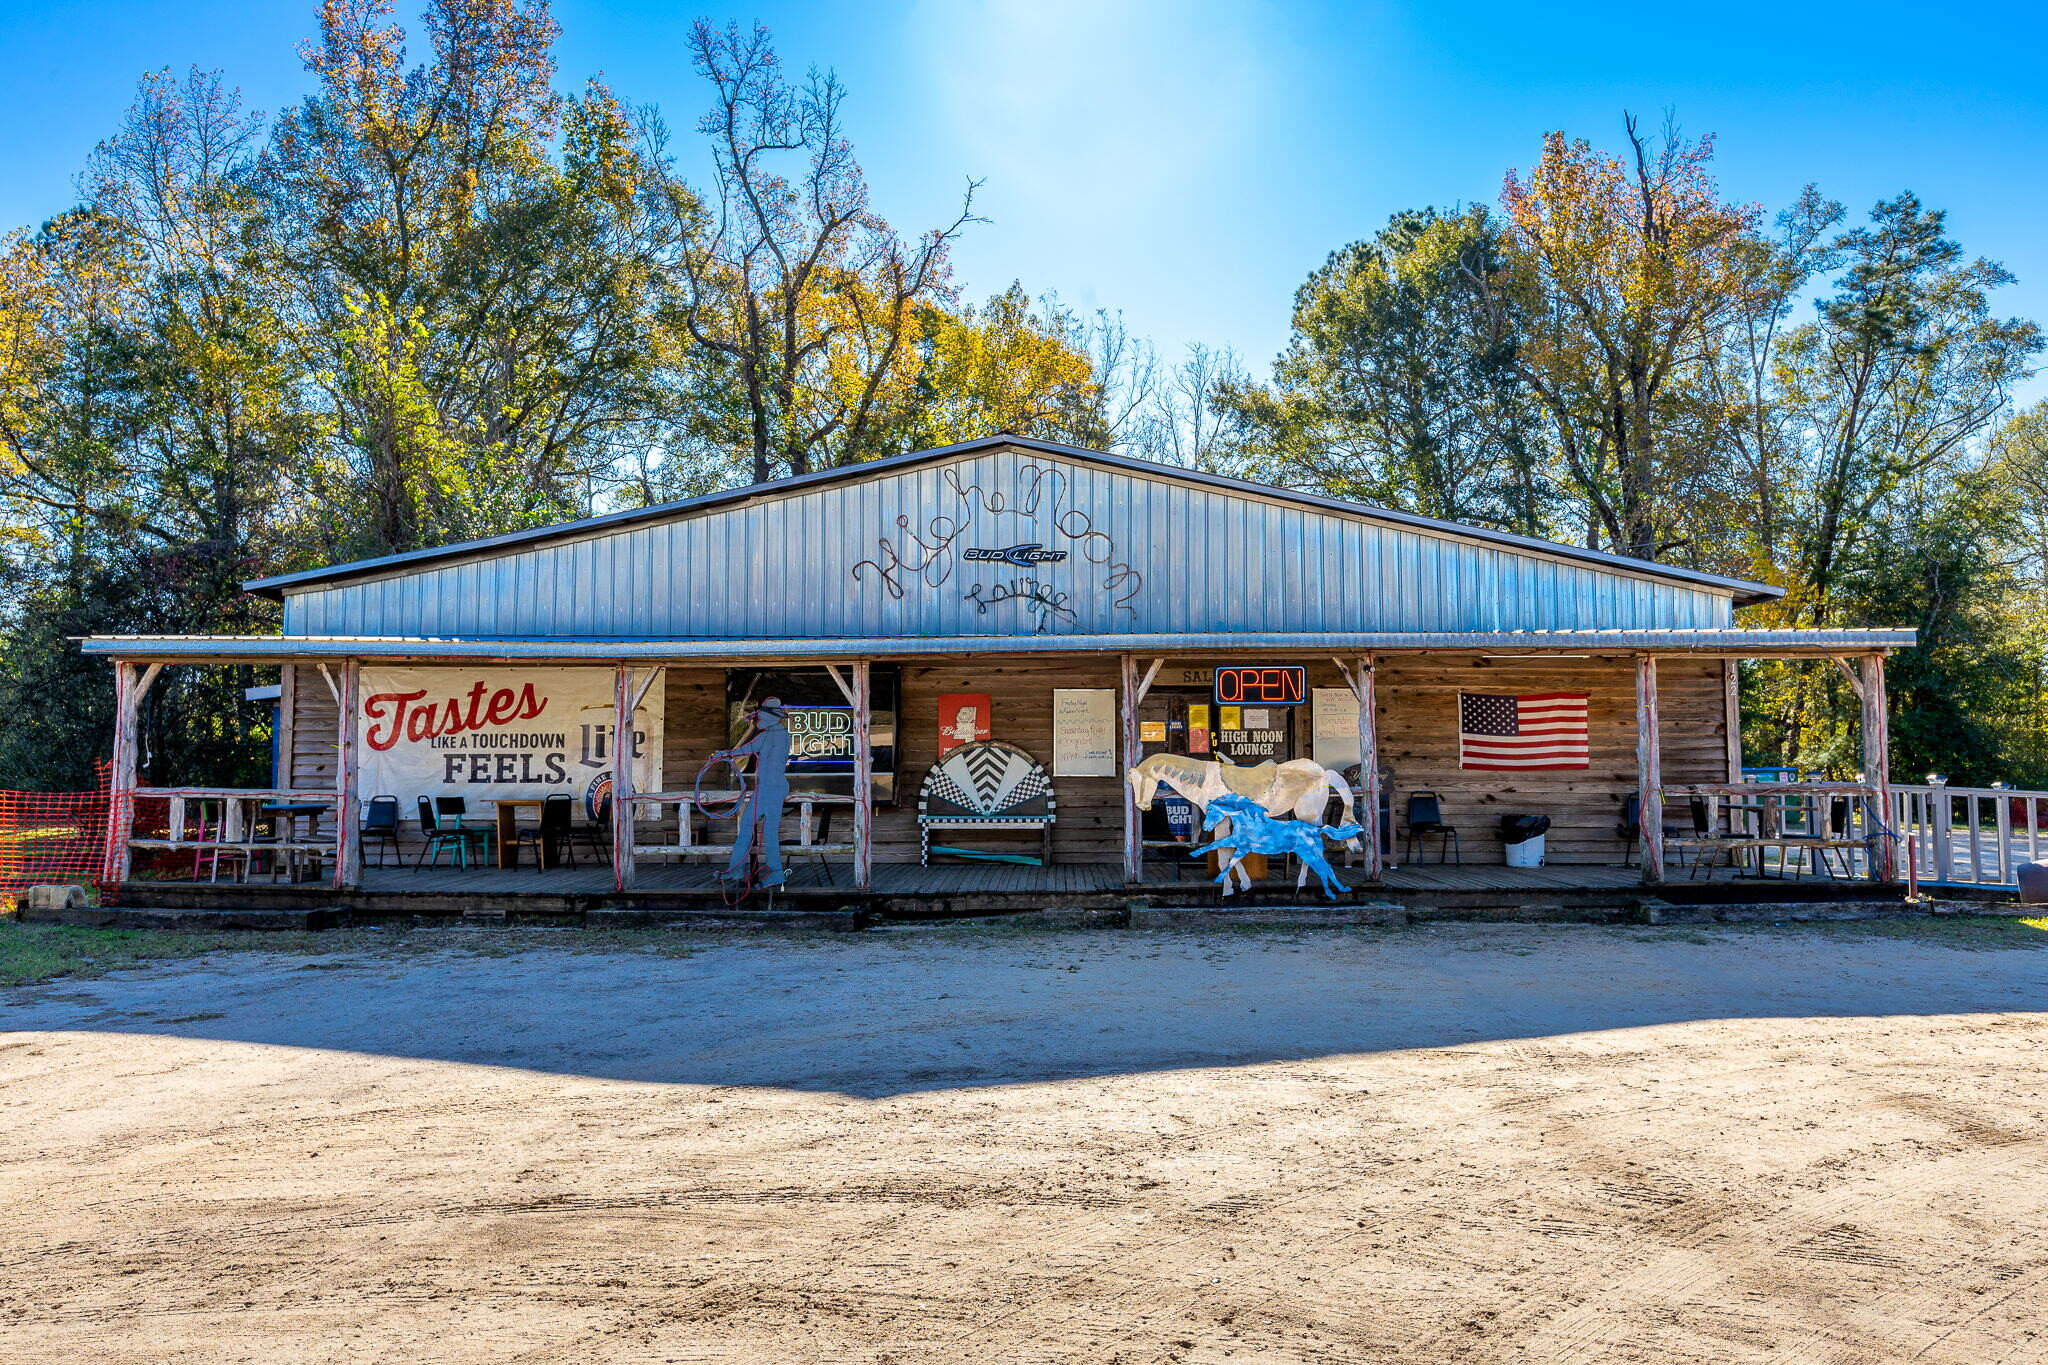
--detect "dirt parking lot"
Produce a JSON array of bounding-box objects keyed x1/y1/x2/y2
[{"x1": 3, "y1": 918, "x2": 2046, "y2": 1364}]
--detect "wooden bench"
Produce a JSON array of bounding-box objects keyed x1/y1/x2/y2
[{"x1": 918, "y1": 741, "x2": 1057, "y2": 866}]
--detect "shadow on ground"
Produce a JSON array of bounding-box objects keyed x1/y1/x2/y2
[{"x1": 5, "y1": 922, "x2": 2046, "y2": 1098}]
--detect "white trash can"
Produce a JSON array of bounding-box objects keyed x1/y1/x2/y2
[{"x1": 1504, "y1": 834, "x2": 1545, "y2": 868}]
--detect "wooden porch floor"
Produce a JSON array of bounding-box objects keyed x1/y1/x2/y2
[
  {"x1": 352, "y1": 858, "x2": 1127, "y2": 897},
  {"x1": 331, "y1": 856, "x2": 1854, "y2": 898}
]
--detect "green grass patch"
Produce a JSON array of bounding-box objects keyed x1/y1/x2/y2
[
  {"x1": 1721, "y1": 914, "x2": 2048, "y2": 950},
  {"x1": 0, "y1": 919, "x2": 730, "y2": 988},
  {"x1": 0, "y1": 923, "x2": 268, "y2": 986}
]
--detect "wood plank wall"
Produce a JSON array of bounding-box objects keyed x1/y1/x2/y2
[
  {"x1": 1360, "y1": 654, "x2": 1727, "y2": 865},
  {"x1": 651, "y1": 658, "x2": 1125, "y2": 864},
  {"x1": 284, "y1": 664, "x2": 339, "y2": 794},
  {"x1": 282, "y1": 652, "x2": 1733, "y2": 869}
]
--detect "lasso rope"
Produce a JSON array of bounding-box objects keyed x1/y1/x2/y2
[{"x1": 692, "y1": 754, "x2": 748, "y2": 820}]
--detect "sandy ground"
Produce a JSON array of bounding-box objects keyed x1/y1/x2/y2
[{"x1": 3, "y1": 922, "x2": 2047, "y2": 1364}]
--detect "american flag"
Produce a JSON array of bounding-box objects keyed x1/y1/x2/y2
[{"x1": 1459, "y1": 692, "x2": 1590, "y2": 770}]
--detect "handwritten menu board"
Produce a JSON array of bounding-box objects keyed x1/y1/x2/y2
[
  {"x1": 1312, "y1": 687, "x2": 1361, "y2": 767},
  {"x1": 1052, "y1": 689, "x2": 1117, "y2": 776}
]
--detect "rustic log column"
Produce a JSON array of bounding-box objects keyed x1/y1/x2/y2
[
  {"x1": 104, "y1": 662, "x2": 138, "y2": 887},
  {"x1": 613, "y1": 663, "x2": 637, "y2": 891},
  {"x1": 1354, "y1": 654, "x2": 1382, "y2": 881},
  {"x1": 278, "y1": 664, "x2": 298, "y2": 790},
  {"x1": 1722, "y1": 659, "x2": 1743, "y2": 783},
  {"x1": 1861, "y1": 652, "x2": 1895, "y2": 882},
  {"x1": 1120, "y1": 654, "x2": 1142, "y2": 886},
  {"x1": 1635, "y1": 654, "x2": 1665, "y2": 883},
  {"x1": 333, "y1": 658, "x2": 360, "y2": 890},
  {"x1": 852, "y1": 660, "x2": 873, "y2": 892}
]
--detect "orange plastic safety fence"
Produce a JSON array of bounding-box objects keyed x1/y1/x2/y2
[{"x1": 0, "y1": 761, "x2": 112, "y2": 901}]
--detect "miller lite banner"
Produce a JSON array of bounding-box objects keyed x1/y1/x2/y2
[{"x1": 357, "y1": 667, "x2": 663, "y2": 806}]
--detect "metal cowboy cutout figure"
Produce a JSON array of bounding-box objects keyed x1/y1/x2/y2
[{"x1": 716, "y1": 696, "x2": 793, "y2": 888}]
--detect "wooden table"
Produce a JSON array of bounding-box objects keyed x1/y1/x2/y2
[
  {"x1": 488, "y1": 798, "x2": 557, "y2": 870},
  {"x1": 259, "y1": 801, "x2": 331, "y2": 882}
]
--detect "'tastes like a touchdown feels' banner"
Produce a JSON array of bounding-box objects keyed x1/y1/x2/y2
[{"x1": 356, "y1": 667, "x2": 664, "y2": 806}]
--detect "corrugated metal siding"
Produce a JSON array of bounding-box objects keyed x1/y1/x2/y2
[{"x1": 284, "y1": 448, "x2": 1735, "y2": 638}]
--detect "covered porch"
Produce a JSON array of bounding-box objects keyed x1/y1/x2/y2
[{"x1": 86, "y1": 631, "x2": 1923, "y2": 913}]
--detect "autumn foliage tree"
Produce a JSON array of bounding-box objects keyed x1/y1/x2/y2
[
  {"x1": 1234, "y1": 116, "x2": 2044, "y2": 782},
  {"x1": 1489, "y1": 116, "x2": 1766, "y2": 561},
  {"x1": 0, "y1": 2, "x2": 1104, "y2": 786}
]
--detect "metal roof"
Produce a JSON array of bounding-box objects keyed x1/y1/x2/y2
[
  {"x1": 79, "y1": 628, "x2": 1916, "y2": 661},
  {"x1": 244, "y1": 434, "x2": 1785, "y2": 607}
]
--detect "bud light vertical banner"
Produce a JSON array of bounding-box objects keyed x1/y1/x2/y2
[{"x1": 356, "y1": 667, "x2": 664, "y2": 804}]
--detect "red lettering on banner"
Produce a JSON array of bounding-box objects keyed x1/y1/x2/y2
[
  {"x1": 485, "y1": 688, "x2": 518, "y2": 725},
  {"x1": 363, "y1": 680, "x2": 549, "y2": 751}
]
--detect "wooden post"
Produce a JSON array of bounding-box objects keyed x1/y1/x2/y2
[
  {"x1": 104, "y1": 662, "x2": 138, "y2": 887},
  {"x1": 1861, "y1": 652, "x2": 1895, "y2": 882},
  {"x1": 1722, "y1": 659, "x2": 1743, "y2": 783},
  {"x1": 103, "y1": 661, "x2": 168, "y2": 888},
  {"x1": 1120, "y1": 653, "x2": 1142, "y2": 886},
  {"x1": 278, "y1": 664, "x2": 298, "y2": 790},
  {"x1": 1636, "y1": 655, "x2": 1665, "y2": 884},
  {"x1": 1354, "y1": 654, "x2": 1382, "y2": 881},
  {"x1": 613, "y1": 663, "x2": 638, "y2": 891},
  {"x1": 333, "y1": 658, "x2": 360, "y2": 890},
  {"x1": 852, "y1": 660, "x2": 873, "y2": 892}
]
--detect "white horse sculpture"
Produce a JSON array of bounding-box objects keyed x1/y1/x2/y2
[
  {"x1": 1126, "y1": 752, "x2": 1361, "y2": 893},
  {"x1": 1127, "y1": 753, "x2": 1359, "y2": 843}
]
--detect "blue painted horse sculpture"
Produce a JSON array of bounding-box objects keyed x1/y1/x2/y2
[{"x1": 1190, "y1": 793, "x2": 1363, "y2": 900}]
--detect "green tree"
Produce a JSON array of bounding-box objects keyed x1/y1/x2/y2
[
  {"x1": 1769, "y1": 194, "x2": 2041, "y2": 628},
  {"x1": 261, "y1": 0, "x2": 674, "y2": 555},
  {"x1": 1219, "y1": 207, "x2": 1543, "y2": 529},
  {"x1": 1489, "y1": 117, "x2": 1767, "y2": 558}
]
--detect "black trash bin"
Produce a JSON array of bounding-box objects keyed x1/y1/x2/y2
[{"x1": 1499, "y1": 814, "x2": 1551, "y2": 867}]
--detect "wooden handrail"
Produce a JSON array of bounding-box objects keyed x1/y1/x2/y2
[
  {"x1": 627, "y1": 789, "x2": 855, "y2": 804},
  {"x1": 1662, "y1": 781, "x2": 1877, "y2": 797},
  {"x1": 131, "y1": 787, "x2": 341, "y2": 801}
]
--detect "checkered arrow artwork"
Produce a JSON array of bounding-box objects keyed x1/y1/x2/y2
[{"x1": 1458, "y1": 693, "x2": 1590, "y2": 770}]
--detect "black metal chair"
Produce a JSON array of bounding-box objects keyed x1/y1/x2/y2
[
  {"x1": 434, "y1": 794, "x2": 494, "y2": 864},
  {"x1": 1682, "y1": 795, "x2": 1729, "y2": 879},
  {"x1": 1814, "y1": 796, "x2": 1854, "y2": 878},
  {"x1": 505, "y1": 793, "x2": 576, "y2": 870},
  {"x1": 1621, "y1": 793, "x2": 1720, "y2": 871},
  {"x1": 567, "y1": 793, "x2": 613, "y2": 865},
  {"x1": 360, "y1": 795, "x2": 402, "y2": 868},
  {"x1": 1404, "y1": 790, "x2": 1460, "y2": 864},
  {"x1": 414, "y1": 796, "x2": 476, "y2": 871}
]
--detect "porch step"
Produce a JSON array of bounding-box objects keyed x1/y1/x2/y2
[
  {"x1": 1712, "y1": 900, "x2": 1951, "y2": 922},
  {"x1": 1126, "y1": 899, "x2": 1409, "y2": 929},
  {"x1": 1638, "y1": 898, "x2": 1924, "y2": 925},
  {"x1": 583, "y1": 905, "x2": 868, "y2": 932},
  {"x1": 18, "y1": 903, "x2": 345, "y2": 931}
]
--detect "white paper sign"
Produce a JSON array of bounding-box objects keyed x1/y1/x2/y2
[
  {"x1": 358, "y1": 667, "x2": 663, "y2": 808},
  {"x1": 1312, "y1": 687, "x2": 1361, "y2": 768},
  {"x1": 1052, "y1": 688, "x2": 1117, "y2": 776}
]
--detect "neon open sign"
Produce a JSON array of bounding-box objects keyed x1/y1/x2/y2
[{"x1": 1214, "y1": 666, "x2": 1307, "y2": 705}]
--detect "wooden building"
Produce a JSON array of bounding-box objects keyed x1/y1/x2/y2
[{"x1": 83, "y1": 435, "x2": 1916, "y2": 909}]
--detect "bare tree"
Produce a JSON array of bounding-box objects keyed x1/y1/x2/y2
[{"x1": 667, "y1": 21, "x2": 980, "y2": 483}]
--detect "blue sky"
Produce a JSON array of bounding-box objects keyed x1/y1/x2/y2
[{"x1": 3, "y1": 0, "x2": 2045, "y2": 398}]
